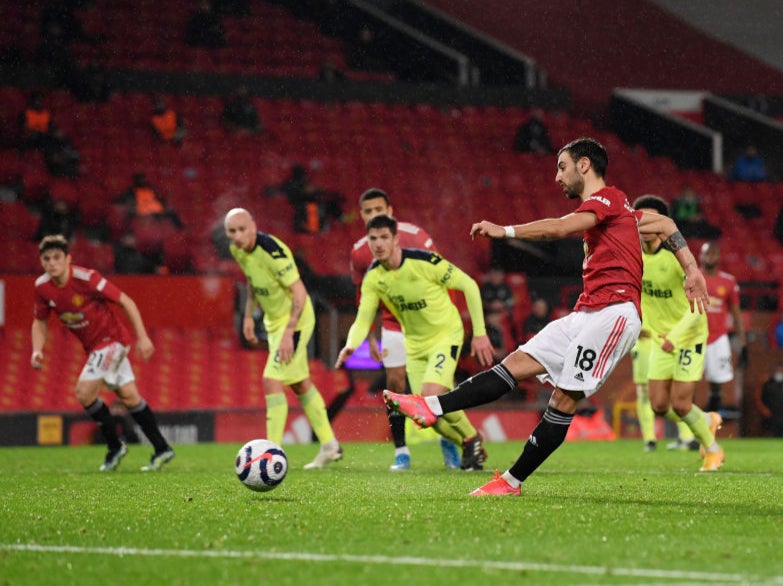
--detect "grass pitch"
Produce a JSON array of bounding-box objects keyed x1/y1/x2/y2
[{"x1": 1, "y1": 439, "x2": 782, "y2": 586}]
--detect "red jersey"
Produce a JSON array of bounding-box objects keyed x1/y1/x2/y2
[
  {"x1": 704, "y1": 271, "x2": 740, "y2": 343},
  {"x1": 33, "y1": 265, "x2": 131, "y2": 353},
  {"x1": 573, "y1": 186, "x2": 643, "y2": 316},
  {"x1": 350, "y1": 221, "x2": 435, "y2": 332}
]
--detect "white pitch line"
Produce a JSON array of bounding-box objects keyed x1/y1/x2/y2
[{"x1": 0, "y1": 543, "x2": 764, "y2": 584}]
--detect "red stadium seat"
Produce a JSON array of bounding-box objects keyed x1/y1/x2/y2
[
  {"x1": 0, "y1": 201, "x2": 38, "y2": 240},
  {"x1": 163, "y1": 231, "x2": 193, "y2": 274}
]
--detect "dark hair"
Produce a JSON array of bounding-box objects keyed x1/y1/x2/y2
[
  {"x1": 632, "y1": 194, "x2": 670, "y2": 217},
  {"x1": 359, "y1": 188, "x2": 389, "y2": 206},
  {"x1": 38, "y1": 234, "x2": 70, "y2": 256},
  {"x1": 366, "y1": 214, "x2": 397, "y2": 235},
  {"x1": 558, "y1": 137, "x2": 608, "y2": 178}
]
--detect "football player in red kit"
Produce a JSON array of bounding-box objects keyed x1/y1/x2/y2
[{"x1": 31, "y1": 235, "x2": 174, "y2": 472}]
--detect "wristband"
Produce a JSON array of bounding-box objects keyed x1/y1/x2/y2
[{"x1": 504, "y1": 225, "x2": 515, "y2": 238}]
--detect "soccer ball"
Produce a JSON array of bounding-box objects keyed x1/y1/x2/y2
[{"x1": 235, "y1": 439, "x2": 288, "y2": 492}]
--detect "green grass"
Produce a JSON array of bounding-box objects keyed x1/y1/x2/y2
[{"x1": 1, "y1": 439, "x2": 782, "y2": 586}]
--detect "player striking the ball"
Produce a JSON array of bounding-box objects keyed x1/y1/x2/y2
[{"x1": 384, "y1": 137, "x2": 709, "y2": 495}]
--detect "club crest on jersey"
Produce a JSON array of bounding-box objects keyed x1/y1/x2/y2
[{"x1": 71, "y1": 294, "x2": 85, "y2": 307}]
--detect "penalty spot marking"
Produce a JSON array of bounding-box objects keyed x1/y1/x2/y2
[{"x1": 0, "y1": 543, "x2": 760, "y2": 583}]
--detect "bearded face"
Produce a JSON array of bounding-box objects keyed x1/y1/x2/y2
[{"x1": 556, "y1": 152, "x2": 585, "y2": 200}]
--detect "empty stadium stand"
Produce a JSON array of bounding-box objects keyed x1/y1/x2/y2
[{"x1": 1, "y1": 0, "x2": 781, "y2": 429}]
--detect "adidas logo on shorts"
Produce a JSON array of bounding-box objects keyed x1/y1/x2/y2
[{"x1": 574, "y1": 371, "x2": 584, "y2": 381}]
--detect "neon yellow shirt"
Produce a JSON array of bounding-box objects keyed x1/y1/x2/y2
[
  {"x1": 640, "y1": 245, "x2": 707, "y2": 348},
  {"x1": 230, "y1": 232, "x2": 314, "y2": 333},
  {"x1": 346, "y1": 249, "x2": 486, "y2": 355}
]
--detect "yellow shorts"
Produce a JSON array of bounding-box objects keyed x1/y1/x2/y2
[
  {"x1": 647, "y1": 338, "x2": 706, "y2": 383},
  {"x1": 263, "y1": 307, "x2": 314, "y2": 386},
  {"x1": 405, "y1": 337, "x2": 462, "y2": 394}
]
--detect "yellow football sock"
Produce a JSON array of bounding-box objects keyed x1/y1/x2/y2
[
  {"x1": 265, "y1": 392, "x2": 288, "y2": 445},
  {"x1": 432, "y1": 418, "x2": 464, "y2": 445},
  {"x1": 299, "y1": 385, "x2": 335, "y2": 445},
  {"x1": 676, "y1": 420, "x2": 695, "y2": 442},
  {"x1": 405, "y1": 419, "x2": 440, "y2": 444},
  {"x1": 681, "y1": 405, "x2": 714, "y2": 448},
  {"x1": 635, "y1": 384, "x2": 657, "y2": 443},
  {"x1": 440, "y1": 410, "x2": 478, "y2": 441}
]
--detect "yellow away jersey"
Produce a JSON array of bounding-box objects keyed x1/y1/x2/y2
[
  {"x1": 230, "y1": 232, "x2": 313, "y2": 332},
  {"x1": 347, "y1": 249, "x2": 485, "y2": 354},
  {"x1": 640, "y1": 245, "x2": 707, "y2": 348}
]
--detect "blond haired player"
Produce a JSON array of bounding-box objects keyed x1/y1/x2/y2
[{"x1": 225, "y1": 208, "x2": 342, "y2": 469}]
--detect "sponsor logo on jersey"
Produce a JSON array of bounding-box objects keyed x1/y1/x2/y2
[
  {"x1": 642, "y1": 280, "x2": 673, "y2": 298},
  {"x1": 390, "y1": 295, "x2": 428, "y2": 312},
  {"x1": 60, "y1": 311, "x2": 84, "y2": 325}
]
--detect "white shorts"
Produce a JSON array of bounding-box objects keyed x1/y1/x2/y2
[
  {"x1": 381, "y1": 328, "x2": 406, "y2": 368},
  {"x1": 704, "y1": 334, "x2": 734, "y2": 384},
  {"x1": 78, "y1": 342, "x2": 135, "y2": 389},
  {"x1": 520, "y1": 302, "x2": 641, "y2": 397}
]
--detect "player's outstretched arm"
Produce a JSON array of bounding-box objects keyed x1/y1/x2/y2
[
  {"x1": 334, "y1": 345, "x2": 354, "y2": 369},
  {"x1": 638, "y1": 212, "x2": 709, "y2": 313},
  {"x1": 470, "y1": 220, "x2": 506, "y2": 239},
  {"x1": 471, "y1": 334, "x2": 494, "y2": 368},
  {"x1": 470, "y1": 213, "x2": 597, "y2": 241},
  {"x1": 338, "y1": 283, "x2": 381, "y2": 368},
  {"x1": 681, "y1": 267, "x2": 709, "y2": 314},
  {"x1": 448, "y1": 271, "x2": 495, "y2": 367}
]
